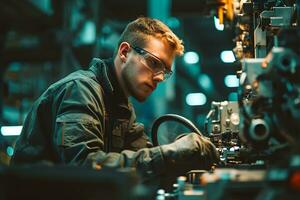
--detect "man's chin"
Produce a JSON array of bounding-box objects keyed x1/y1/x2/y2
[
  {"x1": 134, "y1": 95, "x2": 147, "y2": 102},
  {"x1": 132, "y1": 92, "x2": 150, "y2": 102}
]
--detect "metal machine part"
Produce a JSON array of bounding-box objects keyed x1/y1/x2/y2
[
  {"x1": 233, "y1": 0, "x2": 300, "y2": 152},
  {"x1": 238, "y1": 46, "x2": 300, "y2": 150},
  {"x1": 204, "y1": 101, "x2": 251, "y2": 166},
  {"x1": 156, "y1": 157, "x2": 300, "y2": 200},
  {"x1": 156, "y1": 169, "x2": 267, "y2": 200},
  {"x1": 205, "y1": 101, "x2": 240, "y2": 148},
  {"x1": 232, "y1": 1, "x2": 298, "y2": 60},
  {"x1": 254, "y1": 6, "x2": 296, "y2": 58},
  {"x1": 248, "y1": 118, "x2": 270, "y2": 141}
]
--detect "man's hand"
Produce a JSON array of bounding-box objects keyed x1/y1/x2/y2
[{"x1": 160, "y1": 132, "x2": 219, "y2": 175}]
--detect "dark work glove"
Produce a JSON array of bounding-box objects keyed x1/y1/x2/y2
[{"x1": 160, "y1": 132, "x2": 219, "y2": 175}]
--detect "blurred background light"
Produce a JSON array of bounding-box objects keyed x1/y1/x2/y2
[
  {"x1": 186, "y1": 93, "x2": 207, "y2": 106},
  {"x1": 184, "y1": 51, "x2": 199, "y2": 64},
  {"x1": 198, "y1": 74, "x2": 213, "y2": 91},
  {"x1": 228, "y1": 92, "x2": 238, "y2": 101},
  {"x1": 29, "y1": 0, "x2": 53, "y2": 15},
  {"x1": 1, "y1": 126, "x2": 23, "y2": 136},
  {"x1": 220, "y1": 50, "x2": 236, "y2": 63},
  {"x1": 224, "y1": 75, "x2": 239, "y2": 88},
  {"x1": 167, "y1": 17, "x2": 180, "y2": 29},
  {"x1": 80, "y1": 20, "x2": 96, "y2": 44},
  {"x1": 214, "y1": 16, "x2": 224, "y2": 31},
  {"x1": 6, "y1": 146, "x2": 14, "y2": 157}
]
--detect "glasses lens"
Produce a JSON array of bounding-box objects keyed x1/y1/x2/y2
[
  {"x1": 144, "y1": 54, "x2": 173, "y2": 80},
  {"x1": 143, "y1": 54, "x2": 164, "y2": 72},
  {"x1": 132, "y1": 46, "x2": 172, "y2": 80}
]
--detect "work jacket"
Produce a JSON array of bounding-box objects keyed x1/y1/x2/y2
[{"x1": 11, "y1": 58, "x2": 165, "y2": 178}]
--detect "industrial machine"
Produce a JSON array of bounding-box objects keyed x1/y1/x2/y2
[{"x1": 154, "y1": 0, "x2": 300, "y2": 199}]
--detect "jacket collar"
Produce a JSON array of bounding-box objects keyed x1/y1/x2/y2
[{"x1": 88, "y1": 58, "x2": 129, "y2": 105}]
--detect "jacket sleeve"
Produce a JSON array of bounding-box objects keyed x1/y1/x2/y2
[
  {"x1": 123, "y1": 104, "x2": 154, "y2": 151},
  {"x1": 53, "y1": 80, "x2": 166, "y2": 178}
]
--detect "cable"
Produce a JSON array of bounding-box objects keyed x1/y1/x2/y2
[{"x1": 151, "y1": 114, "x2": 202, "y2": 146}]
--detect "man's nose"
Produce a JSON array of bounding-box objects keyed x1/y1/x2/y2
[{"x1": 153, "y1": 73, "x2": 164, "y2": 82}]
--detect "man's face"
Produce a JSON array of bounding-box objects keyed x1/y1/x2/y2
[{"x1": 122, "y1": 37, "x2": 175, "y2": 102}]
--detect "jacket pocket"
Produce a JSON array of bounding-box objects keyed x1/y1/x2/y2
[{"x1": 110, "y1": 119, "x2": 129, "y2": 152}]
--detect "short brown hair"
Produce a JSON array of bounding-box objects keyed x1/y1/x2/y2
[{"x1": 114, "y1": 17, "x2": 184, "y2": 57}]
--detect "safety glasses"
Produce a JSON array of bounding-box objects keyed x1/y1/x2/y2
[{"x1": 131, "y1": 46, "x2": 173, "y2": 80}]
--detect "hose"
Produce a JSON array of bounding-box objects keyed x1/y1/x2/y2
[{"x1": 151, "y1": 114, "x2": 202, "y2": 146}]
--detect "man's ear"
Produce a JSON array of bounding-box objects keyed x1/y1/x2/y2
[{"x1": 118, "y1": 42, "x2": 130, "y2": 63}]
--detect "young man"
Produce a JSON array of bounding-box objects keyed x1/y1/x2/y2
[{"x1": 11, "y1": 17, "x2": 218, "y2": 178}]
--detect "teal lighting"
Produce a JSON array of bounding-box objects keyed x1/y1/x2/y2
[
  {"x1": 6, "y1": 146, "x2": 14, "y2": 157},
  {"x1": 186, "y1": 93, "x2": 207, "y2": 106},
  {"x1": 214, "y1": 16, "x2": 224, "y2": 31},
  {"x1": 198, "y1": 74, "x2": 213, "y2": 91},
  {"x1": 167, "y1": 17, "x2": 180, "y2": 29},
  {"x1": 224, "y1": 75, "x2": 239, "y2": 88},
  {"x1": 81, "y1": 20, "x2": 96, "y2": 44},
  {"x1": 184, "y1": 51, "x2": 199, "y2": 64},
  {"x1": 220, "y1": 50, "x2": 236, "y2": 63},
  {"x1": 29, "y1": 0, "x2": 53, "y2": 15},
  {"x1": 1, "y1": 126, "x2": 22, "y2": 136},
  {"x1": 228, "y1": 92, "x2": 239, "y2": 101}
]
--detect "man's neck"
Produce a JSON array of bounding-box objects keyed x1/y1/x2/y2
[{"x1": 114, "y1": 58, "x2": 129, "y2": 98}]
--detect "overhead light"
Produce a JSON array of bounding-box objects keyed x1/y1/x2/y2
[
  {"x1": 214, "y1": 16, "x2": 224, "y2": 31},
  {"x1": 224, "y1": 75, "x2": 239, "y2": 88},
  {"x1": 1, "y1": 126, "x2": 22, "y2": 136},
  {"x1": 184, "y1": 51, "x2": 199, "y2": 64},
  {"x1": 220, "y1": 50, "x2": 236, "y2": 63},
  {"x1": 186, "y1": 93, "x2": 207, "y2": 106}
]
